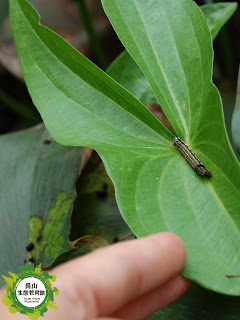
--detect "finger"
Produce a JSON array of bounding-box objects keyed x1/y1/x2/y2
[
  {"x1": 112, "y1": 275, "x2": 191, "y2": 320},
  {"x1": 48, "y1": 232, "x2": 187, "y2": 319},
  {"x1": 0, "y1": 288, "x2": 27, "y2": 320}
]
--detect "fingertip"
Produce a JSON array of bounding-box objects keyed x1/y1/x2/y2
[{"x1": 147, "y1": 232, "x2": 187, "y2": 269}]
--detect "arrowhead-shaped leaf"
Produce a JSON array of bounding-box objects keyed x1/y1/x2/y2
[{"x1": 10, "y1": 0, "x2": 240, "y2": 294}]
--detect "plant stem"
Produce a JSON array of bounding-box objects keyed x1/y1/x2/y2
[
  {"x1": 75, "y1": 0, "x2": 108, "y2": 70},
  {"x1": 0, "y1": 88, "x2": 39, "y2": 124}
]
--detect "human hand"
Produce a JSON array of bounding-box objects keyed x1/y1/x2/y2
[{"x1": 0, "y1": 232, "x2": 190, "y2": 320}]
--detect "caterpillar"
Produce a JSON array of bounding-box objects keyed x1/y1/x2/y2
[{"x1": 172, "y1": 136, "x2": 212, "y2": 178}]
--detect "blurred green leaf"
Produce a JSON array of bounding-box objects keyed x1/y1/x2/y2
[
  {"x1": 0, "y1": 0, "x2": 8, "y2": 26},
  {"x1": 70, "y1": 152, "x2": 133, "y2": 243},
  {"x1": 42, "y1": 248, "x2": 90, "y2": 271},
  {"x1": 0, "y1": 125, "x2": 88, "y2": 286},
  {"x1": 71, "y1": 235, "x2": 109, "y2": 249},
  {"x1": 232, "y1": 67, "x2": 240, "y2": 156},
  {"x1": 43, "y1": 234, "x2": 109, "y2": 271},
  {"x1": 10, "y1": 0, "x2": 240, "y2": 295},
  {"x1": 201, "y1": 2, "x2": 237, "y2": 40},
  {"x1": 149, "y1": 283, "x2": 240, "y2": 320},
  {"x1": 71, "y1": 194, "x2": 133, "y2": 243}
]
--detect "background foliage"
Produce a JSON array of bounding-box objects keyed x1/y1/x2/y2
[{"x1": 0, "y1": 0, "x2": 240, "y2": 318}]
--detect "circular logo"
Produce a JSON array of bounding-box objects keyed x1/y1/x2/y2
[
  {"x1": 2, "y1": 264, "x2": 59, "y2": 319},
  {"x1": 15, "y1": 276, "x2": 47, "y2": 307}
]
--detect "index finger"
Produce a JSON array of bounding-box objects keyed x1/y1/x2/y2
[{"x1": 51, "y1": 232, "x2": 187, "y2": 319}]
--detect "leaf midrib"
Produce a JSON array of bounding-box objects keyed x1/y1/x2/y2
[{"x1": 114, "y1": 0, "x2": 189, "y2": 137}]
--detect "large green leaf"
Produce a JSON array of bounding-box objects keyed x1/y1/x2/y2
[
  {"x1": 201, "y1": 2, "x2": 237, "y2": 40},
  {"x1": 9, "y1": 0, "x2": 240, "y2": 295},
  {"x1": 0, "y1": 125, "x2": 86, "y2": 287},
  {"x1": 108, "y1": 49, "x2": 240, "y2": 320},
  {"x1": 101, "y1": 0, "x2": 240, "y2": 294}
]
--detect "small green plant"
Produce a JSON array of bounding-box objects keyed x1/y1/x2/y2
[{"x1": 9, "y1": 0, "x2": 240, "y2": 301}]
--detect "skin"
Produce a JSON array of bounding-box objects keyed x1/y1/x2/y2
[{"x1": 0, "y1": 232, "x2": 190, "y2": 320}]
